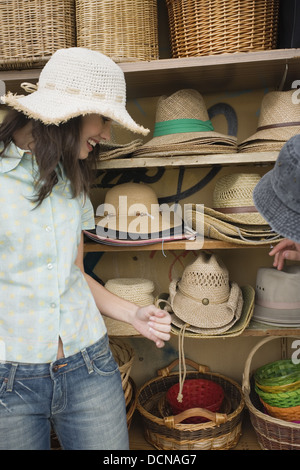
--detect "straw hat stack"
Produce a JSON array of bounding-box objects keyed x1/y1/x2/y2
[
  {"x1": 132, "y1": 89, "x2": 237, "y2": 158},
  {"x1": 185, "y1": 173, "x2": 282, "y2": 246},
  {"x1": 165, "y1": 252, "x2": 254, "y2": 337},
  {"x1": 103, "y1": 278, "x2": 155, "y2": 336},
  {"x1": 239, "y1": 90, "x2": 300, "y2": 152}
]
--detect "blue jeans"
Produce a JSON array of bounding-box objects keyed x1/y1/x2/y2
[{"x1": 0, "y1": 334, "x2": 129, "y2": 450}]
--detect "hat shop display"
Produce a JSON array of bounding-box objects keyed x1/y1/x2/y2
[
  {"x1": 84, "y1": 182, "x2": 195, "y2": 246},
  {"x1": 239, "y1": 90, "x2": 300, "y2": 153},
  {"x1": 160, "y1": 252, "x2": 255, "y2": 337},
  {"x1": 103, "y1": 278, "x2": 156, "y2": 336},
  {"x1": 132, "y1": 89, "x2": 237, "y2": 158},
  {"x1": 185, "y1": 173, "x2": 281, "y2": 246},
  {"x1": 252, "y1": 265, "x2": 300, "y2": 327}
]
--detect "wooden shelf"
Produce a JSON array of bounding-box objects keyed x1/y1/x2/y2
[
  {"x1": 1, "y1": 49, "x2": 300, "y2": 97},
  {"x1": 83, "y1": 237, "x2": 274, "y2": 252},
  {"x1": 96, "y1": 151, "x2": 278, "y2": 170}
]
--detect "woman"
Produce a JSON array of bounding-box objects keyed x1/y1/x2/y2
[{"x1": 0, "y1": 48, "x2": 171, "y2": 450}]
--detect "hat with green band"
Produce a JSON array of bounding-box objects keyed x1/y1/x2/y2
[{"x1": 132, "y1": 89, "x2": 237, "y2": 157}]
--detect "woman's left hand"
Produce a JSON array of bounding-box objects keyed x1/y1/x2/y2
[{"x1": 131, "y1": 305, "x2": 171, "y2": 348}]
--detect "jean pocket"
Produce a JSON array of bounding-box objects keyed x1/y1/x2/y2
[{"x1": 91, "y1": 347, "x2": 119, "y2": 377}]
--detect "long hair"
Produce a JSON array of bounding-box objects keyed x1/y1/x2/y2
[{"x1": 0, "y1": 109, "x2": 98, "y2": 205}]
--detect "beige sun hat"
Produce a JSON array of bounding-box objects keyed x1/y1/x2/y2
[
  {"x1": 1, "y1": 47, "x2": 149, "y2": 135},
  {"x1": 132, "y1": 89, "x2": 237, "y2": 157},
  {"x1": 95, "y1": 182, "x2": 184, "y2": 240},
  {"x1": 239, "y1": 90, "x2": 300, "y2": 151},
  {"x1": 209, "y1": 173, "x2": 269, "y2": 225},
  {"x1": 168, "y1": 252, "x2": 243, "y2": 330},
  {"x1": 103, "y1": 278, "x2": 155, "y2": 336}
]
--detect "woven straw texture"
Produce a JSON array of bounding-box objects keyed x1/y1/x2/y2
[
  {"x1": 166, "y1": 0, "x2": 279, "y2": 58},
  {"x1": 137, "y1": 359, "x2": 244, "y2": 450},
  {"x1": 76, "y1": 0, "x2": 159, "y2": 62},
  {"x1": 242, "y1": 336, "x2": 300, "y2": 450},
  {"x1": 0, "y1": 0, "x2": 76, "y2": 70}
]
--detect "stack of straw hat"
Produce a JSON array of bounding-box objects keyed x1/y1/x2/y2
[
  {"x1": 239, "y1": 90, "x2": 300, "y2": 153},
  {"x1": 103, "y1": 277, "x2": 155, "y2": 336},
  {"x1": 161, "y1": 252, "x2": 255, "y2": 337},
  {"x1": 185, "y1": 173, "x2": 282, "y2": 246},
  {"x1": 132, "y1": 89, "x2": 237, "y2": 158}
]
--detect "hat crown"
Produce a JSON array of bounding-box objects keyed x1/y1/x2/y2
[
  {"x1": 103, "y1": 182, "x2": 158, "y2": 216},
  {"x1": 179, "y1": 253, "x2": 229, "y2": 301},
  {"x1": 256, "y1": 266, "x2": 300, "y2": 302},
  {"x1": 213, "y1": 173, "x2": 261, "y2": 209},
  {"x1": 38, "y1": 47, "x2": 126, "y2": 106},
  {"x1": 155, "y1": 89, "x2": 209, "y2": 122},
  {"x1": 258, "y1": 90, "x2": 298, "y2": 127}
]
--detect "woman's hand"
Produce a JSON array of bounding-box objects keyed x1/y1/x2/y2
[
  {"x1": 269, "y1": 239, "x2": 300, "y2": 270},
  {"x1": 131, "y1": 305, "x2": 171, "y2": 348}
]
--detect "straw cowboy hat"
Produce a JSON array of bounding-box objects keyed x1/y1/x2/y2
[
  {"x1": 1, "y1": 47, "x2": 149, "y2": 135},
  {"x1": 239, "y1": 90, "x2": 300, "y2": 152},
  {"x1": 132, "y1": 89, "x2": 237, "y2": 157},
  {"x1": 253, "y1": 266, "x2": 300, "y2": 327},
  {"x1": 168, "y1": 252, "x2": 243, "y2": 332},
  {"x1": 95, "y1": 182, "x2": 184, "y2": 240},
  {"x1": 103, "y1": 278, "x2": 155, "y2": 335},
  {"x1": 253, "y1": 135, "x2": 300, "y2": 243}
]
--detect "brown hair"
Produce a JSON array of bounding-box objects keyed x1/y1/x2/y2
[{"x1": 0, "y1": 109, "x2": 97, "y2": 205}]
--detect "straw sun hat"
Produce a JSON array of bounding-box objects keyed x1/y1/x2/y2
[
  {"x1": 1, "y1": 47, "x2": 149, "y2": 135},
  {"x1": 239, "y1": 90, "x2": 300, "y2": 152},
  {"x1": 132, "y1": 89, "x2": 237, "y2": 157},
  {"x1": 95, "y1": 182, "x2": 184, "y2": 240},
  {"x1": 168, "y1": 252, "x2": 245, "y2": 334}
]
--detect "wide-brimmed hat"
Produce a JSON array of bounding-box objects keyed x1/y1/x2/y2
[
  {"x1": 168, "y1": 252, "x2": 243, "y2": 331},
  {"x1": 209, "y1": 173, "x2": 269, "y2": 225},
  {"x1": 1, "y1": 47, "x2": 149, "y2": 135},
  {"x1": 132, "y1": 89, "x2": 237, "y2": 157},
  {"x1": 253, "y1": 135, "x2": 300, "y2": 243},
  {"x1": 239, "y1": 90, "x2": 300, "y2": 152},
  {"x1": 253, "y1": 266, "x2": 300, "y2": 327},
  {"x1": 95, "y1": 182, "x2": 185, "y2": 240},
  {"x1": 103, "y1": 278, "x2": 155, "y2": 336},
  {"x1": 185, "y1": 206, "x2": 281, "y2": 246},
  {"x1": 97, "y1": 139, "x2": 143, "y2": 161}
]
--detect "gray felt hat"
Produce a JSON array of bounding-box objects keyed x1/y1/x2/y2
[{"x1": 253, "y1": 135, "x2": 300, "y2": 243}]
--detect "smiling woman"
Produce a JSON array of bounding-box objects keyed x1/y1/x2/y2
[{"x1": 0, "y1": 47, "x2": 171, "y2": 451}]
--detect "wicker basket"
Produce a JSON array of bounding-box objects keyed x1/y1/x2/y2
[
  {"x1": 109, "y1": 337, "x2": 135, "y2": 391},
  {"x1": 165, "y1": 0, "x2": 280, "y2": 58},
  {"x1": 75, "y1": 0, "x2": 159, "y2": 62},
  {"x1": 137, "y1": 358, "x2": 245, "y2": 450},
  {"x1": 0, "y1": 0, "x2": 76, "y2": 71},
  {"x1": 242, "y1": 336, "x2": 300, "y2": 450}
]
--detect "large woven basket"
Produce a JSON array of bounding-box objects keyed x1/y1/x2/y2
[
  {"x1": 75, "y1": 0, "x2": 159, "y2": 62},
  {"x1": 165, "y1": 0, "x2": 279, "y2": 58},
  {"x1": 137, "y1": 359, "x2": 245, "y2": 450},
  {"x1": 0, "y1": 0, "x2": 76, "y2": 71},
  {"x1": 242, "y1": 336, "x2": 300, "y2": 450}
]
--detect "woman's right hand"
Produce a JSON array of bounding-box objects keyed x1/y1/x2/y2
[{"x1": 269, "y1": 239, "x2": 300, "y2": 270}]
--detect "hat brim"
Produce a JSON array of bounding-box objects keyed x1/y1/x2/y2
[
  {"x1": 2, "y1": 90, "x2": 149, "y2": 135},
  {"x1": 253, "y1": 170, "x2": 300, "y2": 243},
  {"x1": 252, "y1": 304, "x2": 300, "y2": 327},
  {"x1": 240, "y1": 126, "x2": 300, "y2": 146}
]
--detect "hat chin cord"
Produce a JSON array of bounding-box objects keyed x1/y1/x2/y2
[{"x1": 177, "y1": 323, "x2": 189, "y2": 403}]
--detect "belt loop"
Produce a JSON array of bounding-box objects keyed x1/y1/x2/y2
[
  {"x1": 81, "y1": 348, "x2": 93, "y2": 374},
  {"x1": 7, "y1": 363, "x2": 18, "y2": 392}
]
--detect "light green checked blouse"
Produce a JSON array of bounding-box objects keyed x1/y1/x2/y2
[{"x1": 0, "y1": 141, "x2": 106, "y2": 363}]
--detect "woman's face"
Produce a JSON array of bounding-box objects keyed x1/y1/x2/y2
[{"x1": 79, "y1": 114, "x2": 112, "y2": 159}]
